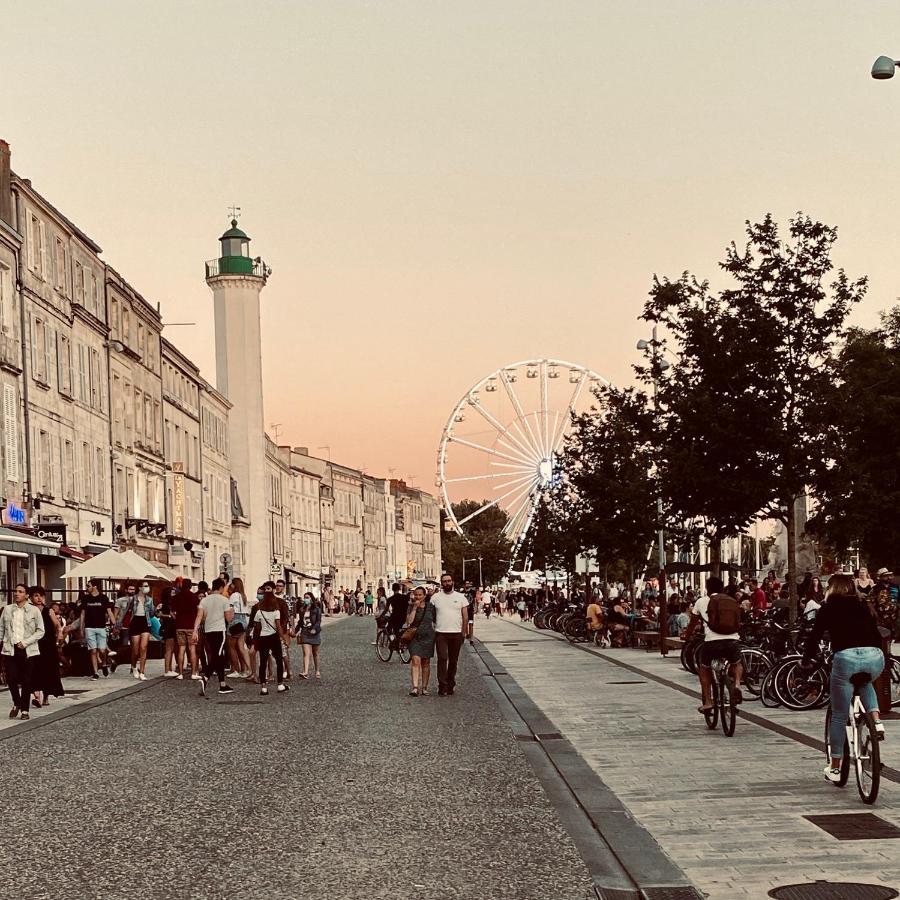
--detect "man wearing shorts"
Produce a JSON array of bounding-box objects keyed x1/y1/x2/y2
[
  {"x1": 173, "y1": 579, "x2": 201, "y2": 680},
  {"x1": 80, "y1": 579, "x2": 116, "y2": 680},
  {"x1": 684, "y1": 576, "x2": 743, "y2": 713}
]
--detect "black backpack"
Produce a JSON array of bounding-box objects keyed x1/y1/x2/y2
[{"x1": 707, "y1": 593, "x2": 741, "y2": 635}]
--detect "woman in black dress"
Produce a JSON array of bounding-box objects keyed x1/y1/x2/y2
[{"x1": 30, "y1": 586, "x2": 64, "y2": 708}]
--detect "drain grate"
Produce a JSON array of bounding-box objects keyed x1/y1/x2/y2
[
  {"x1": 642, "y1": 888, "x2": 706, "y2": 900},
  {"x1": 536, "y1": 732, "x2": 563, "y2": 741},
  {"x1": 501, "y1": 643, "x2": 520, "y2": 646},
  {"x1": 804, "y1": 813, "x2": 900, "y2": 841},
  {"x1": 594, "y1": 887, "x2": 639, "y2": 900},
  {"x1": 769, "y1": 882, "x2": 898, "y2": 899},
  {"x1": 606, "y1": 681, "x2": 647, "y2": 685}
]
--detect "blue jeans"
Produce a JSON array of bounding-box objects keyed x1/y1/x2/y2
[{"x1": 829, "y1": 646, "x2": 884, "y2": 758}]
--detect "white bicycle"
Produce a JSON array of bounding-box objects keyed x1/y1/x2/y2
[{"x1": 824, "y1": 671, "x2": 883, "y2": 804}]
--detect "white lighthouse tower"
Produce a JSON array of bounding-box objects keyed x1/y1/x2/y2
[{"x1": 205, "y1": 216, "x2": 271, "y2": 585}]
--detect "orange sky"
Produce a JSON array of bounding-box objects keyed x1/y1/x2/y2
[{"x1": 4, "y1": 2, "x2": 900, "y2": 494}]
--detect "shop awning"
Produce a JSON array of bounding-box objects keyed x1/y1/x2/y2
[
  {"x1": 283, "y1": 567, "x2": 321, "y2": 581},
  {"x1": 0, "y1": 527, "x2": 61, "y2": 557},
  {"x1": 60, "y1": 545, "x2": 91, "y2": 560}
]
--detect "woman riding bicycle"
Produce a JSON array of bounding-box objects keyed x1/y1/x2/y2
[{"x1": 801, "y1": 572, "x2": 885, "y2": 783}]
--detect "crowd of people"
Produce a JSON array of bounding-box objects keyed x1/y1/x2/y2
[{"x1": 0, "y1": 574, "x2": 328, "y2": 719}]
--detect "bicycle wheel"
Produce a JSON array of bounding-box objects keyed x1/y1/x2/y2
[
  {"x1": 823, "y1": 707, "x2": 850, "y2": 787},
  {"x1": 704, "y1": 678, "x2": 719, "y2": 730},
  {"x1": 375, "y1": 631, "x2": 393, "y2": 662},
  {"x1": 740, "y1": 647, "x2": 772, "y2": 697},
  {"x1": 890, "y1": 656, "x2": 900, "y2": 708},
  {"x1": 759, "y1": 666, "x2": 782, "y2": 708},
  {"x1": 398, "y1": 643, "x2": 411, "y2": 664},
  {"x1": 854, "y1": 710, "x2": 881, "y2": 804},
  {"x1": 778, "y1": 660, "x2": 828, "y2": 711},
  {"x1": 720, "y1": 670, "x2": 736, "y2": 737}
]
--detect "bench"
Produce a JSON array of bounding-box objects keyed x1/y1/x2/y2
[
  {"x1": 665, "y1": 637, "x2": 686, "y2": 650},
  {"x1": 633, "y1": 630, "x2": 660, "y2": 651}
]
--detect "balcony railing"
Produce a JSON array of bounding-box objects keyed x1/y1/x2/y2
[{"x1": 205, "y1": 258, "x2": 268, "y2": 279}]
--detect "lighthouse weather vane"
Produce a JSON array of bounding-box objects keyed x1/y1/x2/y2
[{"x1": 228, "y1": 205, "x2": 241, "y2": 223}]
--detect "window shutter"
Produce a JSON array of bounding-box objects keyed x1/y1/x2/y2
[
  {"x1": 40, "y1": 222, "x2": 48, "y2": 280},
  {"x1": 44, "y1": 325, "x2": 53, "y2": 388},
  {"x1": 3, "y1": 384, "x2": 19, "y2": 482}
]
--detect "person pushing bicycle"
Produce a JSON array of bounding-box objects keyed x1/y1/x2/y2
[{"x1": 684, "y1": 576, "x2": 744, "y2": 714}]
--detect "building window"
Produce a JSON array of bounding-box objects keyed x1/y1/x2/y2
[
  {"x1": 63, "y1": 439, "x2": 75, "y2": 499},
  {"x1": 74, "y1": 260, "x2": 85, "y2": 304},
  {"x1": 38, "y1": 429, "x2": 51, "y2": 495},
  {"x1": 32, "y1": 317, "x2": 48, "y2": 384},
  {"x1": 29, "y1": 216, "x2": 41, "y2": 275},
  {"x1": 95, "y1": 447, "x2": 105, "y2": 506},
  {"x1": 81, "y1": 442, "x2": 92, "y2": 503},
  {"x1": 111, "y1": 298, "x2": 120, "y2": 335},
  {"x1": 90, "y1": 274, "x2": 99, "y2": 317},
  {"x1": 55, "y1": 239, "x2": 67, "y2": 294}
]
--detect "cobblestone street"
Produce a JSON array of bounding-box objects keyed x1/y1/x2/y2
[
  {"x1": 475, "y1": 614, "x2": 900, "y2": 899},
  {"x1": 0, "y1": 617, "x2": 593, "y2": 900}
]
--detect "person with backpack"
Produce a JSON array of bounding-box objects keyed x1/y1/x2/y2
[{"x1": 684, "y1": 576, "x2": 744, "y2": 714}]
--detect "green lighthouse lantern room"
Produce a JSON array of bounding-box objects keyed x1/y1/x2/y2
[{"x1": 217, "y1": 219, "x2": 253, "y2": 275}]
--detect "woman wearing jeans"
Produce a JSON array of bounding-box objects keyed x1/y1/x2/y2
[{"x1": 802, "y1": 573, "x2": 885, "y2": 783}]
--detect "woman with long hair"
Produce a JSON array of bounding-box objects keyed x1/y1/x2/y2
[
  {"x1": 802, "y1": 573, "x2": 885, "y2": 783},
  {"x1": 30, "y1": 586, "x2": 64, "y2": 708},
  {"x1": 225, "y1": 577, "x2": 252, "y2": 679},
  {"x1": 127, "y1": 581, "x2": 155, "y2": 681},
  {"x1": 855, "y1": 567, "x2": 875, "y2": 596},
  {"x1": 297, "y1": 592, "x2": 323, "y2": 680},
  {"x1": 404, "y1": 586, "x2": 435, "y2": 696}
]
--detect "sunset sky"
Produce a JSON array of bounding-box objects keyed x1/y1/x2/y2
[{"x1": 4, "y1": 2, "x2": 900, "y2": 494}]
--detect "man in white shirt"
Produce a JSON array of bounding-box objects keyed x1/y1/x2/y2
[
  {"x1": 0, "y1": 583, "x2": 45, "y2": 719},
  {"x1": 431, "y1": 573, "x2": 469, "y2": 696},
  {"x1": 193, "y1": 577, "x2": 234, "y2": 697}
]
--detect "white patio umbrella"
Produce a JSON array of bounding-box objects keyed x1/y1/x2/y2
[
  {"x1": 120, "y1": 550, "x2": 173, "y2": 582},
  {"x1": 63, "y1": 548, "x2": 150, "y2": 581}
]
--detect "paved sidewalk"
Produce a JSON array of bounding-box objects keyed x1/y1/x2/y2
[
  {"x1": 477, "y1": 615, "x2": 900, "y2": 900},
  {"x1": 0, "y1": 616, "x2": 594, "y2": 900}
]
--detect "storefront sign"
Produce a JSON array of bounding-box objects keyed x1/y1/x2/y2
[
  {"x1": 2, "y1": 502, "x2": 28, "y2": 526},
  {"x1": 33, "y1": 523, "x2": 66, "y2": 544},
  {"x1": 173, "y1": 472, "x2": 185, "y2": 536}
]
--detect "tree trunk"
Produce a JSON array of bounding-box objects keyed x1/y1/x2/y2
[
  {"x1": 710, "y1": 538, "x2": 722, "y2": 579},
  {"x1": 786, "y1": 499, "x2": 798, "y2": 624}
]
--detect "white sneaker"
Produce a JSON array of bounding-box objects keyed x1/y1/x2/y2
[
  {"x1": 163, "y1": 671, "x2": 179, "y2": 678},
  {"x1": 277, "y1": 683, "x2": 287, "y2": 693},
  {"x1": 823, "y1": 765, "x2": 843, "y2": 784},
  {"x1": 175, "y1": 674, "x2": 183, "y2": 680},
  {"x1": 132, "y1": 670, "x2": 140, "y2": 680},
  {"x1": 138, "y1": 672, "x2": 147, "y2": 681},
  {"x1": 190, "y1": 674, "x2": 202, "y2": 681},
  {"x1": 226, "y1": 671, "x2": 243, "y2": 679}
]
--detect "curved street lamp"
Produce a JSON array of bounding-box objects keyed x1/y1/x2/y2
[{"x1": 872, "y1": 55, "x2": 899, "y2": 79}]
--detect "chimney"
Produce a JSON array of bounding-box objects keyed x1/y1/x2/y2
[{"x1": 0, "y1": 140, "x2": 11, "y2": 226}]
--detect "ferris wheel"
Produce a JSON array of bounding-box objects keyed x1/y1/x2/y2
[{"x1": 437, "y1": 359, "x2": 608, "y2": 566}]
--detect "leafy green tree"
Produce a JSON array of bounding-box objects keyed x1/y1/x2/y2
[
  {"x1": 644, "y1": 214, "x2": 867, "y2": 618},
  {"x1": 440, "y1": 501, "x2": 512, "y2": 587},
  {"x1": 806, "y1": 307, "x2": 900, "y2": 568},
  {"x1": 550, "y1": 385, "x2": 658, "y2": 582}
]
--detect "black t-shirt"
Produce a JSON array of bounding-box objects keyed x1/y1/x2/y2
[
  {"x1": 386, "y1": 594, "x2": 409, "y2": 628},
  {"x1": 803, "y1": 594, "x2": 883, "y2": 661},
  {"x1": 81, "y1": 594, "x2": 113, "y2": 629}
]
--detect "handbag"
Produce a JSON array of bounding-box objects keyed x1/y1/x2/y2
[{"x1": 401, "y1": 602, "x2": 428, "y2": 643}]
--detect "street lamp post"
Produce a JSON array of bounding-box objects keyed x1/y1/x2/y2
[{"x1": 637, "y1": 326, "x2": 671, "y2": 657}]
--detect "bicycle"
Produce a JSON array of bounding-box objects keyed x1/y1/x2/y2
[
  {"x1": 702, "y1": 656, "x2": 737, "y2": 737},
  {"x1": 375, "y1": 627, "x2": 411, "y2": 664},
  {"x1": 824, "y1": 671, "x2": 883, "y2": 804}
]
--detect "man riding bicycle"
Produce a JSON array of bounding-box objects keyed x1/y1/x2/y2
[{"x1": 684, "y1": 576, "x2": 743, "y2": 714}]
